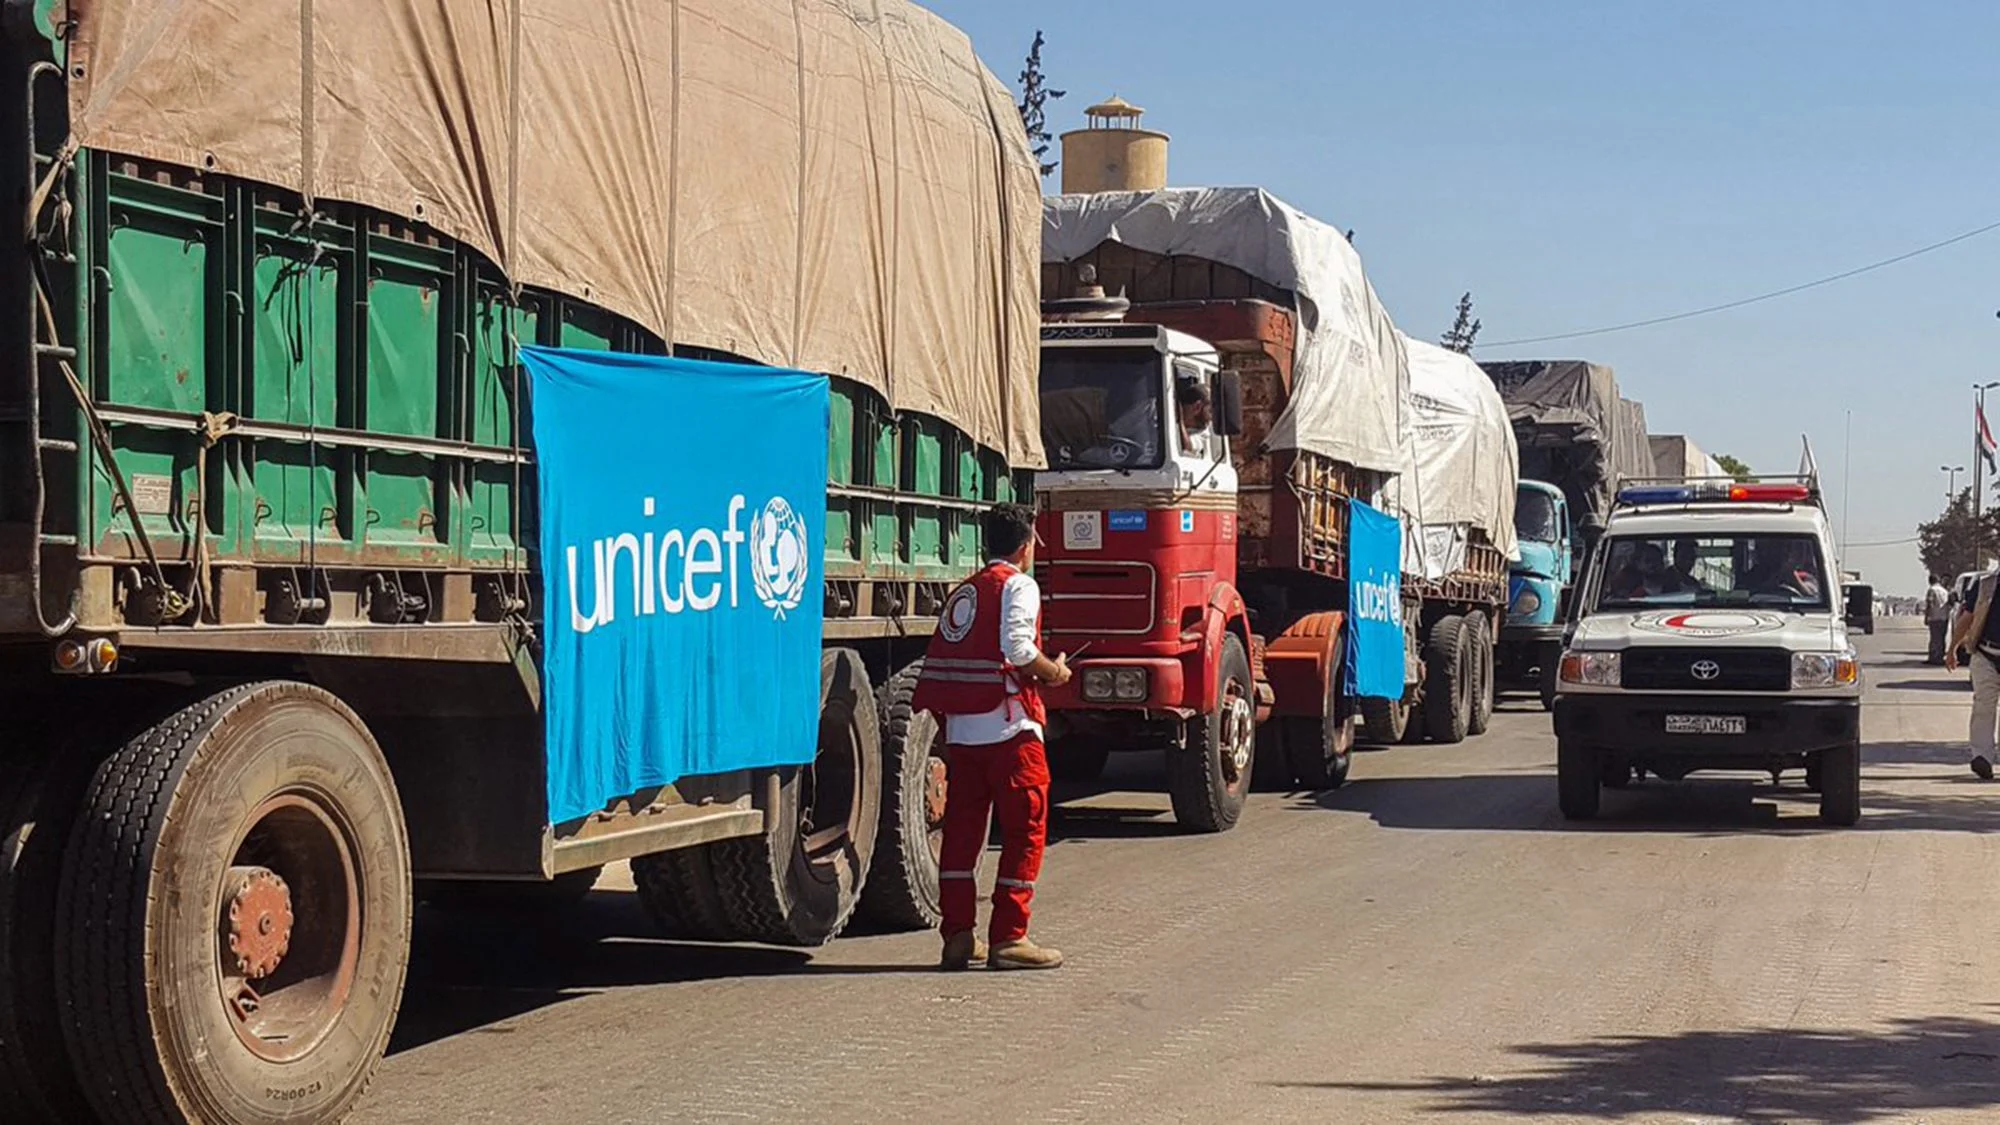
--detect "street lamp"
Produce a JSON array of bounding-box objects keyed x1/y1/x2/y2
[
  {"x1": 1945, "y1": 464, "x2": 1966, "y2": 500},
  {"x1": 1975, "y1": 382, "x2": 2000, "y2": 568}
]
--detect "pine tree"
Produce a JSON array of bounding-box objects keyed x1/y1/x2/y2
[
  {"x1": 1441, "y1": 292, "x2": 1481, "y2": 354},
  {"x1": 1919, "y1": 488, "x2": 1999, "y2": 580},
  {"x1": 1018, "y1": 32, "x2": 1066, "y2": 180},
  {"x1": 1714, "y1": 454, "x2": 1753, "y2": 483}
]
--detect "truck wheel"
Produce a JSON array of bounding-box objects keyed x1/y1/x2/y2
[
  {"x1": 1359, "y1": 696, "x2": 1411, "y2": 745},
  {"x1": 1284, "y1": 646, "x2": 1354, "y2": 790},
  {"x1": 56, "y1": 682, "x2": 411, "y2": 1125},
  {"x1": 855, "y1": 658, "x2": 945, "y2": 931},
  {"x1": 1467, "y1": 616, "x2": 1496, "y2": 736},
  {"x1": 633, "y1": 846, "x2": 740, "y2": 941},
  {"x1": 1168, "y1": 635, "x2": 1254, "y2": 833},
  {"x1": 1423, "y1": 615, "x2": 1473, "y2": 745},
  {"x1": 1817, "y1": 741, "x2": 1862, "y2": 827},
  {"x1": 1557, "y1": 738, "x2": 1601, "y2": 820},
  {"x1": 705, "y1": 648, "x2": 882, "y2": 944}
]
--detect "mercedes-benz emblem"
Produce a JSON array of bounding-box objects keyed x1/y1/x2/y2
[{"x1": 1690, "y1": 660, "x2": 1722, "y2": 681}]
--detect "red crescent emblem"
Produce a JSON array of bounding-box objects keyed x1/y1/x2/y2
[{"x1": 1662, "y1": 613, "x2": 1695, "y2": 629}]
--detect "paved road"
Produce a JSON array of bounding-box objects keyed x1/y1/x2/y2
[{"x1": 355, "y1": 620, "x2": 2000, "y2": 1125}]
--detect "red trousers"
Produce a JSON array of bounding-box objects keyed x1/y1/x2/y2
[{"x1": 938, "y1": 732, "x2": 1050, "y2": 944}]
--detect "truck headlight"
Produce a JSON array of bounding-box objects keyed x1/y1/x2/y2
[
  {"x1": 1791, "y1": 650, "x2": 1859, "y2": 689},
  {"x1": 1558, "y1": 650, "x2": 1621, "y2": 686},
  {"x1": 1111, "y1": 667, "x2": 1149, "y2": 701},
  {"x1": 1080, "y1": 668, "x2": 1116, "y2": 702},
  {"x1": 1512, "y1": 588, "x2": 1542, "y2": 616}
]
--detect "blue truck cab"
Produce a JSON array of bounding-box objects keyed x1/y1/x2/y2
[{"x1": 1502, "y1": 480, "x2": 1573, "y2": 708}]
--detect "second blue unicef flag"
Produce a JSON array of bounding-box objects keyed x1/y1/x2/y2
[
  {"x1": 523, "y1": 347, "x2": 828, "y2": 825},
  {"x1": 1345, "y1": 500, "x2": 1406, "y2": 700}
]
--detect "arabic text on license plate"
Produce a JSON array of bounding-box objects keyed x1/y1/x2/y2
[{"x1": 1665, "y1": 714, "x2": 1746, "y2": 735}]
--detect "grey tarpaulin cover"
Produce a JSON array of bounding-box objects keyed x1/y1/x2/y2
[
  {"x1": 63, "y1": 0, "x2": 1045, "y2": 468},
  {"x1": 1041, "y1": 187, "x2": 1409, "y2": 476},
  {"x1": 1648, "y1": 434, "x2": 1724, "y2": 480},
  {"x1": 1480, "y1": 360, "x2": 1651, "y2": 533},
  {"x1": 1404, "y1": 337, "x2": 1519, "y2": 562}
]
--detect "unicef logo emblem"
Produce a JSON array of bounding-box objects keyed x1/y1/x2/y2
[
  {"x1": 939, "y1": 584, "x2": 978, "y2": 643},
  {"x1": 750, "y1": 496, "x2": 810, "y2": 619}
]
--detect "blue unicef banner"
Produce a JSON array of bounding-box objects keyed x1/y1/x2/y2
[
  {"x1": 1345, "y1": 500, "x2": 1406, "y2": 699},
  {"x1": 523, "y1": 347, "x2": 828, "y2": 825}
]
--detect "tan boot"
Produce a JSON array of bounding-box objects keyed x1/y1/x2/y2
[
  {"x1": 988, "y1": 937, "x2": 1065, "y2": 970},
  {"x1": 939, "y1": 931, "x2": 988, "y2": 971}
]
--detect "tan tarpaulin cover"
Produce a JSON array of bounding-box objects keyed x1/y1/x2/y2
[{"x1": 63, "y1": 0, "x2": 1044, "y2": 468}]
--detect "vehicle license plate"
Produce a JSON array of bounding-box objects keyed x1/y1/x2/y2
[{"x1": 1665, "y1": 714, "x2": 1746, "y2": 735}]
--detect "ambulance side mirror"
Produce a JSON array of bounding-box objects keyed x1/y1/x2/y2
[{"x1": 1214, "y1": 370, "x2": 1244, "y2": 438}]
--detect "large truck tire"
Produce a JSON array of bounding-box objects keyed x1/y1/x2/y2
[
  {"x1": 856, "y1": 659, "x2": 945, "y2": 931},
  {"x1": 1467, "y1": 615, "x2": 1496, "y2": 736},
  {"x1": 1817, "y1": 741, "x2": 1862, "y2": 827},
  {"x1": 633, "y1": 846, "x2": 740, "y2": 942},
  {"x1": 1557, "y1": 737, "x2": 1601, "y2": 820},
  {"x1": 1423, "y1": 615, "x2": 1474, "y2": 745},
  {"x1": 1283, "y1": 642, "x2": 1354, "y2": 791},
  {"x1": 703, "y1": 648, "x2": 882, "y2": 945},
  {"x1": 1167, "y1": 634, "x2": 1255, "y2": 833},
  {"x1": 56, "y1": 682, "x2": 411, "y2": 1125},
  {"x1": 1359, "y1": 696, "x2": 1411, "y2": 745}
]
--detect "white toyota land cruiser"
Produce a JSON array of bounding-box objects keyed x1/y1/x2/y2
[{"x1": 1553, "y1": 476, "x2": 1861, "y2": 826}]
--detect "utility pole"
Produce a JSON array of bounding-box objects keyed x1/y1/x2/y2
[{"x1": 1977, "y1": 382, "x2": 2000, "y2": 568}]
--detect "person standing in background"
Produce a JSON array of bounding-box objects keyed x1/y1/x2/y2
[{"x1": 1925, "y1": 574, "x2": 1950, "y2": 665}]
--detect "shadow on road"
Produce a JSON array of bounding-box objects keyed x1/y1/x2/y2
[
  {"x1": 390, "y1": 889, "x2": 936, "y2": 1055},
  {"x1": 1298, "y1": 741, "x2": 2000, "y2": 836},
  {"x1": 1873, "y1": 678, "x2": 1971, "y2": 692},
  {"x1": 1277, "y1": 1015, "x2": 2000, "y2": 1123}
]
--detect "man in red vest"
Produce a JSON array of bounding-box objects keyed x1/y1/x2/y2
[{"x1": 913, "y1": 502, "x2": 1072, "y2": 970}]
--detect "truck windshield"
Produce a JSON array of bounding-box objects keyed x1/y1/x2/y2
[
  {"x1": 1593, "y1": 532, "x2": 1830, "y2": 612},
  {"x1": 1516, "y1": 489, "x2": 1562, "y2": 543},
  {"x1": 1040, "y1": 348, "x2": 1165, "y2": 471}
]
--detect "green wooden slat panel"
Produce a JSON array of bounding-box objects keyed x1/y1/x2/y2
[{"x1": 828, "y1": 383, "x2": 855, "y2": 486}]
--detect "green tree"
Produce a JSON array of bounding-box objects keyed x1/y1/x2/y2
[
  {"x1": 1918, "y1": 488, "x2": 1998, "y2": 581},
  {"x1": 1714, "y1": 454, "x2": 1753, "y2": 483},
  {"x1": 1017, "y1": 31, "x2": 1066, "y2": 179},
  {"x1": 1441, "y1": 292, "x2": 1481, "y2": 354}
]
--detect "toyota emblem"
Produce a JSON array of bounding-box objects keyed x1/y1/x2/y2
[{"x1": 1690, "y1": 659, "x2": 1722, "y2": 681}]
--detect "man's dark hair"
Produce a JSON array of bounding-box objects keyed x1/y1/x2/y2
[
  {"x1": 1176, "y1": 379, "x2": 1210, "y2": 407},
  {"x1": 1931, "y1": 574, "x2": 1942, "y2": 584},
  {"x1": 983, "y1": 502, "x2": 1037, "y2": 558}
]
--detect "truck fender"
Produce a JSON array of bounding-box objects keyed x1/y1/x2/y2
[
  {"x1": 1186, "y1": 582, "x2": 1254, "y2": 713},
  {"x1": 1263, "y1": 611, "x2": 1346, "y2": 719}
]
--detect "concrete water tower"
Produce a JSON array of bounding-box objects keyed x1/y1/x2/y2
[{"x1": 1059, "y1": 95, "x2": 1168, "y2": 194}]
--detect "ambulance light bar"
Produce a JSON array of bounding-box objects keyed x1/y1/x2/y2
[{"x1": 1615, "y1": 481, "x2": 1813, "y2": 506}]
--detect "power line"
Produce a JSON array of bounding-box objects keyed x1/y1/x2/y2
[
  {"x1": 1483, "y1": 218, "x2": 2000, "y2": 349},
  {"x1": 1843, "y1": 535, "x2": 1920, "y2": 549}
]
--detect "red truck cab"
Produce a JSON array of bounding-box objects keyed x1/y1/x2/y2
[{"x1": 1034, "y1": 319, "x2": 1267, "y2": 830}]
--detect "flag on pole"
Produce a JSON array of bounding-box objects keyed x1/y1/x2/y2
[{"x1": 1980, "y1": 401, "x2": 1998, "y2": 473}]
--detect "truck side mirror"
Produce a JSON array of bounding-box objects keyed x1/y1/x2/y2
[{"x1": 1214, "y1": 370, "x2": 1244, "y2": 438}]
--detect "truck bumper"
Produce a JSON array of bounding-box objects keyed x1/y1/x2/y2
[
  {"x1": 1042, "y1": 657, "x2": 1189, "y2": 714},
  {"x1": 1500, "y1": 623, "x2": 1565, "y2": 647},
  {"x1": 1555, "y1": 695, "x2": 1860, "y2": 759}
]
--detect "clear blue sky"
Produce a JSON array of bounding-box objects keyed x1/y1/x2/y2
[{"x1": 923, "y1": 0, "x2": 2000, "y2": 594}]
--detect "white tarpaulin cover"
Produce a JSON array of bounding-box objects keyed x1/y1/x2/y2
[
  {"x1": 1042, "y1": 187, "x2": 1409, "y2": 476},
  {"x1": 63, "y1": 0, "x2": 1044, "y2": 467},
  {"x1": 1649, "y1": 434, "x2": 1725, "y2": 481},
  {"x1": 1405, "y1": 337, "x2": 1520, "y2": 561}
]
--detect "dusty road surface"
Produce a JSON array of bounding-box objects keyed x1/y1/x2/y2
[{"x1": 355, "y1": 620, "x2": 2000, "y2": 1125}]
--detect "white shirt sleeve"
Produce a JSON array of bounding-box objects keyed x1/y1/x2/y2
[{"x1": 999, "y1": 571, "x2": 1042, "y2": 668}]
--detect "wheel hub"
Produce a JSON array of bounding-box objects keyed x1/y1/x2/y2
[
  {"x1": 225, "y1": 866, "x2": 295, "y2": 981},
  {"x1": 1221, "y1": 692, "x2": 1255, "y2": 780},
  {"x1": 924, "y1": 757, "x2": 949, "y2": 829}
]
